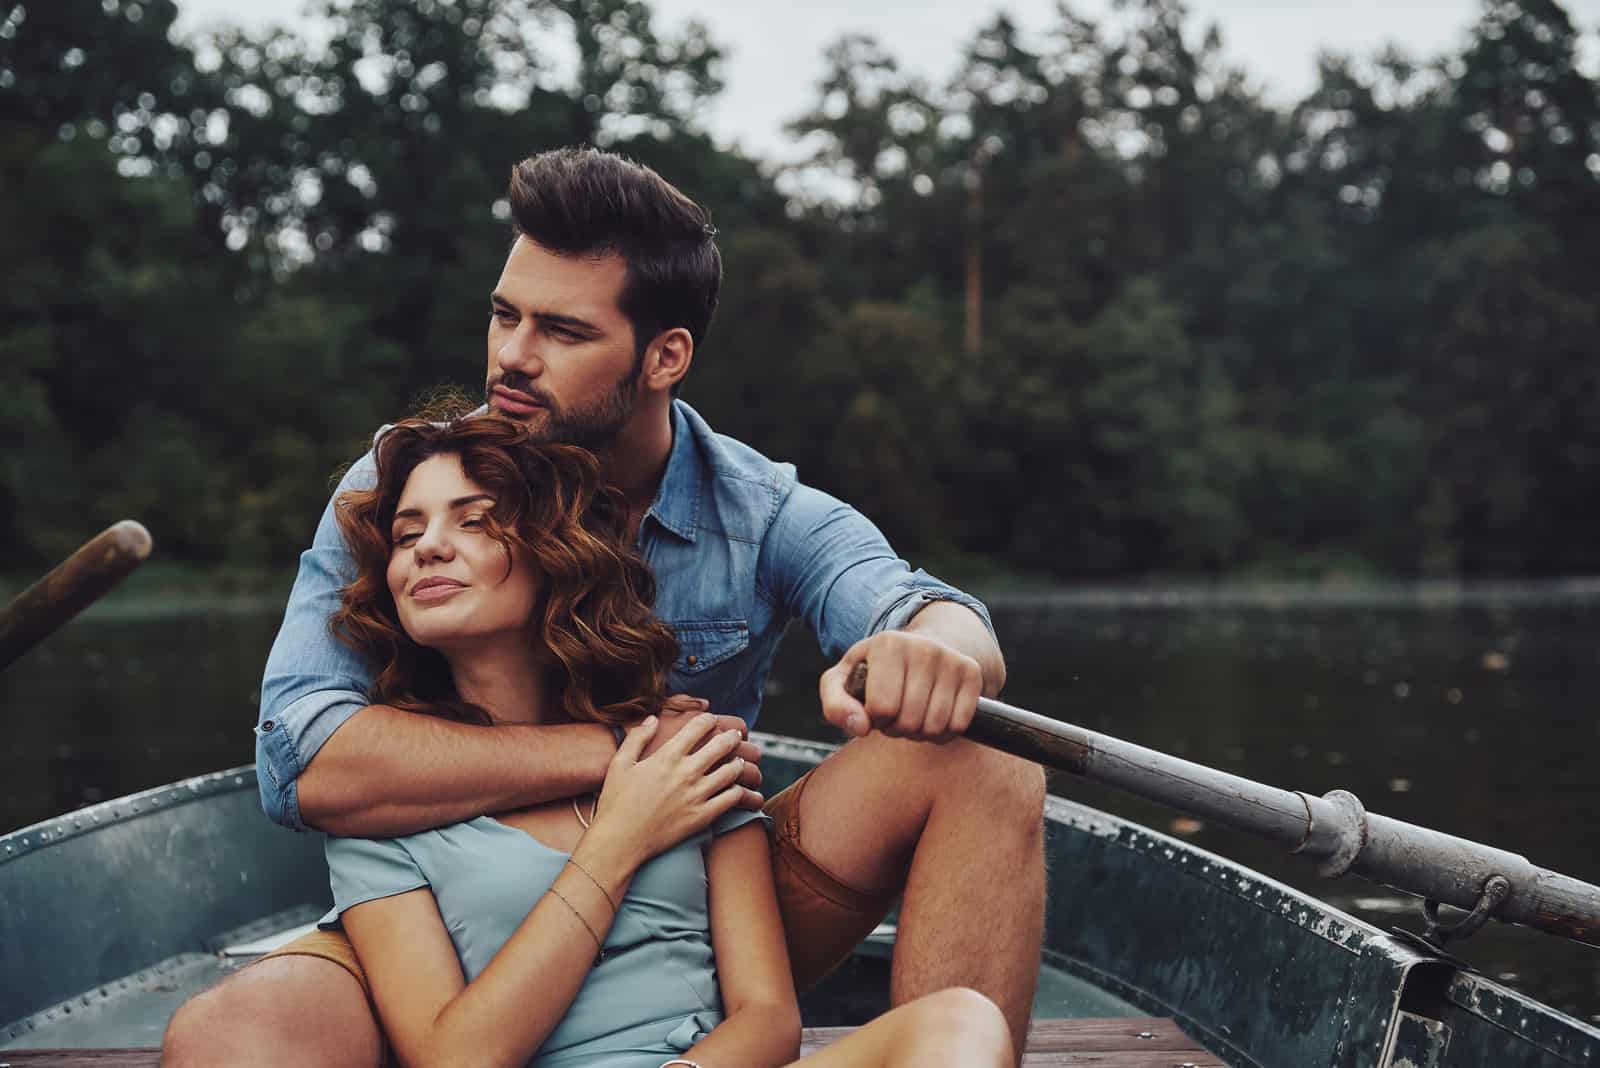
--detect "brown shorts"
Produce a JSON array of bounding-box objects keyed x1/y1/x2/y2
[
  {"x1": 764, "y1": 765, "x2": 902, "y2": 990},
  {"x1": 264, "y1": 767, "x2": 899, "y2": 999}
]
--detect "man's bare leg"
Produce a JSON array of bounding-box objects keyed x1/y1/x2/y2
[
  {"x1": 794, "y1": 733, "x2": 1046, "y2": 1061},
  {"x1": 161, "y1": 955, "x2": 381, "y2": 1068}
]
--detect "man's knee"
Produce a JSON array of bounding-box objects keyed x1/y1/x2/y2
[
  {"x1": 934, "y1": 737, "x2": 1047, "y2": 818},
  {"x1": 161, "y1": 956, "x2": 380, "y2": 1068}
]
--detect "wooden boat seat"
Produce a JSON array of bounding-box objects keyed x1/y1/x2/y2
[{"x1": 0, "y1": 1017, "x2": 1219, "y2": 1067}]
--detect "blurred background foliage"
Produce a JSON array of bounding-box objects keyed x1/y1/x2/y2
[{"x1": 1, "y1": 0, "x2": 1597, "y2": 582}]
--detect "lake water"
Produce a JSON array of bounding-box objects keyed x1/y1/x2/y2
[{"x1": 4, "y1": 585, "x2": 1597, "y2": 1022}]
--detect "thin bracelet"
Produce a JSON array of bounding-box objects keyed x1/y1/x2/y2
[
  {"x1": 659, "y1": 1061, "x2": 702, "y2": 1067},
  {"x1": 566, "y1": 857, "x2": 619, "y2": 914},
  {"x1": 549, "y1": 884, "x2": 605, "y2": 964}
]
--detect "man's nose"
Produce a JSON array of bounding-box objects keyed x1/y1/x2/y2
[{"x1": 496, "y1": 321, "x2": 545, "y2": 377}]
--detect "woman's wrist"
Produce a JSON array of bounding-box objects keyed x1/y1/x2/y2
[{"x1": 571, "y1": 819, "x2": 646, "y2": 888}]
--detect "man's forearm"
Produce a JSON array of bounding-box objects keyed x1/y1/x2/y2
[
  {"x1": 905, "y1": 600, "x2": 1007, "y2": 697},
  {"x1": 298, "y1": 705, "x2": 616, "y2": 837}
]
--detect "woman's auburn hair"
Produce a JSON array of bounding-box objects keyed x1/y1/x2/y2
[{"x1": 329, "y1": 413, "x2": 678, "y2": 728}]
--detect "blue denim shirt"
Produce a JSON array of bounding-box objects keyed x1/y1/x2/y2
[{"x1": 256, "y1": 400, "x2": 993, "y2": 831}]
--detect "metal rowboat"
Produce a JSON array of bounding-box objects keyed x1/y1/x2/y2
[{"x1": 3, "y1": 740, "x2": 1598, "y2": 1066}]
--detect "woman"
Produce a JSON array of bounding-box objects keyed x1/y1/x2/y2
[{"x1": 323, "y1": 412, "x2": 1013, "y2": 1068}]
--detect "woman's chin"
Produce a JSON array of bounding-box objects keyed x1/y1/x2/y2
[
  {"x1": 403, "y1": 616, "x2": 519, "y2": 654},
  {"x1": 400, "y1": 612, "x2": 470, "y2": 651}
]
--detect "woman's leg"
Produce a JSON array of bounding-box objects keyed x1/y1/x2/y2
[{"x1": 790, "y1": 988, "x2": 1013, "y2": 1068}]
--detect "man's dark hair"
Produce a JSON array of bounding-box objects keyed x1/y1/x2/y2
[{"x1": 507, "y1": 147, "x2": 722, "y2": 361}]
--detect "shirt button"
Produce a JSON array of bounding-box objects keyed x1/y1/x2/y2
[
  {"x1": 260, "y1": 720, "x2": 275, "y2": 732},
  {"x1": 685, "y1": 655, "x2": 698, "y2": 667}
]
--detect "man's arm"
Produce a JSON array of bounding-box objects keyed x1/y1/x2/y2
[
  {"x1": 259, "y1": 452, "x2": 754, "y2": 837},
  {"x1": 760, "y1": 483, "x2": 1005, "y2": 741},
  {"x1": 299, "y1": 709, "x2": 618, "y2": 837}
]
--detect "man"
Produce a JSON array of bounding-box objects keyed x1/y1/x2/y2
[{"x1": 162, "y1": 147, "x2": 1045, "y2": 1066}]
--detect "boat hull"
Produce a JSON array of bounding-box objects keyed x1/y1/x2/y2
[{"x1": 4, "y1": 735, "x2": 1596, "y2": 1066}]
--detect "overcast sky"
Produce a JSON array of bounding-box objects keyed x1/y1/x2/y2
[{"x1": 173, "y1": 0, "x2": 1600, "y2": 161}]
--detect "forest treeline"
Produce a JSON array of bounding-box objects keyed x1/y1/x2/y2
[{"x1": 3, "y1": 0, "x2": 1598, "y2": 581}]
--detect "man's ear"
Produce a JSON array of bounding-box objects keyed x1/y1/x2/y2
[{"x1": 642, "y1": 327, "x2": 694, "y2": 393}]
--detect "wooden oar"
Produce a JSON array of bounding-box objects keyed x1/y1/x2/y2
[
  {"x1": 0, "y1": 521, "x2": 152, "y2": 672},
  {"x1": 846, "y1": 663, "x2": 1600, "y2": 949}
]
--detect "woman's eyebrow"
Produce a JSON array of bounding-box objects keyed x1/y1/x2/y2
[{"x1": 392, "y1": 494, "x2": 495, "y2": 522}]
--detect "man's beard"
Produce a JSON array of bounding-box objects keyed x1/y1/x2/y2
[{"x1": 486, "y1": 364, "x2": 641, "y2": 452}]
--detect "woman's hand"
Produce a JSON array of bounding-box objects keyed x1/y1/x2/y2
[{"x1": 589, "y1": 713, "x2": 759, "y2": 863}]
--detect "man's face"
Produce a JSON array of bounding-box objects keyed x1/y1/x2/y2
[{"x1": 485, "y1": 236, "x2": 643, "y2": 450}]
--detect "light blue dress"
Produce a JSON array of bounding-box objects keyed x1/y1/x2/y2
[{"x1": 324, "y1": 808, "x2": 770, "y2": 1067}]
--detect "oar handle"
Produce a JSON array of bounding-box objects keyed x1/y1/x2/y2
[
  {"x1": 0, "y1": 520, "x2": 152, "y2": 672},
  {"x1": 845, "y1": 661, "x2": 1092, "y2": 770}
]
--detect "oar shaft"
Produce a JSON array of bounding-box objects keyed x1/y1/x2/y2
[
  {"x1": 971, "y1": 694, "x2": 1600, "y2": 947},
  {"x1": 0, "y1": 521, "x2": 152, "y2": 672},
  {"x1": 968, "y1": 694, "x2": 1316, "y2": 845},
  {"x1": 845, "y1": 666, "x2": 1600, "y2": 946}
]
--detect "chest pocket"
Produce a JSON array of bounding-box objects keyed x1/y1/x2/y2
[{"x1": 670, "y1": 620, "x2": 749, "y2": 675}]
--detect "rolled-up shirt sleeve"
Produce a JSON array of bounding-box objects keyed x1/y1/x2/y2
[
  {"x1": 256, "y1": 452, "x2": 378, "y2": 831},
  {"x1": 760, "y1": 481, "x2": 994, "y2": 659}
]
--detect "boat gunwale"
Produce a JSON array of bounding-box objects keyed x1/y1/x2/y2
[{"x1": 0, "y1": 767, "x2": 260, "y2": 867}]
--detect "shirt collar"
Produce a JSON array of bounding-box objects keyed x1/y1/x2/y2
[{"x1": 642, "y1": 400, "x2": 701, "y2": 543}]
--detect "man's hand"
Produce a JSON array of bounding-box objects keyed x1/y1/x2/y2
[
  {"x1": 819, "y1": 630, "x2": 984, "y2": 743},
  {"x1": 638, "y1": 694, "x2": 764, "y2": 803}
]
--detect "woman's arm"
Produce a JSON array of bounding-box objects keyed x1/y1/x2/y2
[
  {"x1": 342, "y1": 829, "x2": 640, "y2": 1068},
  {"x1": 342, "y1": 715, "x2": 756, "y2": 1068},
  {"x1": 680, "y1": 822, "x2": 803, "y2": 1068}
]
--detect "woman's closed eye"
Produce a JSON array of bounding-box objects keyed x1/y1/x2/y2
[{"x1": 393, "y1": 517, "x2": 483, "y2": 547}]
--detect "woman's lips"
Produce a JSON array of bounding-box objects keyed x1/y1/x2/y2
[{"x1": 410, "y1": 579, "x2": 467, "y2": 602}]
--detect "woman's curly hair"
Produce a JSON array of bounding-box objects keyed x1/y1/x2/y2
[{"x1": 329, "y1": 411, "x2": 678, "y2": 728}]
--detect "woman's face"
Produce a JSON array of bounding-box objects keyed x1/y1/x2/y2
[{"x1": 386, "y1": 453, "x2": 538, "y2": 651}]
